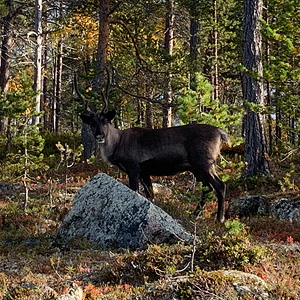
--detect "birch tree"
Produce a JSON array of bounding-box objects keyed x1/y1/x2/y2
[
  {"x1": 33, "y1": 0, "x2": 43, "y2": 125},
  {"x1": 162, "y1": 0, "x2": 174, "y2": 127}
]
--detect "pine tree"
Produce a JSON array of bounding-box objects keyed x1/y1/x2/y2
[{"x1": 242, "y1": 0, "x2": 270, "y2": 177}]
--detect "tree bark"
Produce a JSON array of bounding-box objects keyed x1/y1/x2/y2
[
  {"x1": 32, "y1": 0, "x2": 43, "y2": 126},
  {"x1": 212, "y1": 0, "x2": 219, "y2": 101},
  {"x1": 162, "y1": 0, "x2": 174, "y2": 128},
  {"x1": 275, "y1": 94, "x2": 282, "y2": 144},
  {"x1": 53, "y1": 37, "x2": 63, "y2": 132},
  {"x1": 0, "y1": 0, "x2": 14, "y2": 93},
  {"x1": 42, "y1": 24, "x2": 49, "y2": 130},
  {"x1": 190, "y1": 16, "x2": 200, "y2": 90},
  {"x1": 82, "y1": 123, "x2": 96, "y2": 160},
  {"x1": 92, "y1": 0, "x2": 110, "y2": 93},
  {"x1": 145, "y1": 102, "x2": 153, "y2": 129},
  {"x1": 82, "y1": 0, "x2": 110, "y2": 159},
  {"x1": 51, "y1": 0, "x2": 63, "y2": 132},
  {"x1": 264, "y1": 5, "x2": 272, "y2": 152},
  {"x1": 242, "y1": 0, "x2": 270, "y2": 177},
  {"x1": 0, "y1": 0, "x2": 15, "y2": 132}
]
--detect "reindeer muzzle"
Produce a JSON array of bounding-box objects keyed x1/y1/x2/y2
[{"x1": 96, "y1": 135, "x2": 105, "y2": 144}]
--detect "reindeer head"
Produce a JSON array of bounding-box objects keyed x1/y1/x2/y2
[
  {"x1": 75, "y1": 68, "x2": 115, "y2": 144},
  {"x1": 80, "y1": 110, "x2": 116, "y2": 143}
]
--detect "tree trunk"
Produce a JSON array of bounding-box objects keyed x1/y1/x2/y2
[
  {"x1": 33, "y1": 0, "x2": 43, "y2": 126},
  {"x1": 145, "y1": 102, "x2": 153, "y2": 129},
  {"x1": 265, "y1": 78, "x2": 272, "y2": 151},
  {"x1": 242, "y1": 0, "x2": 270, "y2": 177},
  {"x1": 54, "y1": 37, "x2": 63, "y2": 132},
  {"x1": 264, "y1": 4, "x2": 272, "y2": 152},
  {"x1": 275, "y1": 95, "x2": 282, "y2": 144},
  {"x1": 212, "y1": 0, "x2": 219, "y2": 101},
  {"x1": 82, "y1": 0, "x2": 110, "y2": 159},
  {"x1": 0, "y1": 0, "x2": 14, "y2": 93},
  {"x1": 51, "y1": 0, "x2": 63, "y2": 132},
  {"x1": 43, "y1": 29, "x2": 49, "y2": 130},
  {"x1": 52, "y1": 55, "x2": 57, "y2": 131},
  {"x1": 82, "y1": 123, "x2": 96, "y2": 160},
  {"x1": 190, "y1": 16, "x2": 200, "y2": 90},
  {"x1": 92, "y1": 0, "x2": 110, "y2": 92},
  {"x1": 162, "y1": 0, "x2": 174, "y2": 128},
  {"x1": 0, "y1": 0, "x2": 15, "y2": 132}
]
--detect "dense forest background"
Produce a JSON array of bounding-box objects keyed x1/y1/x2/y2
[{"x1": 0, "y1": 0, "x2": 299, "y2": 170}]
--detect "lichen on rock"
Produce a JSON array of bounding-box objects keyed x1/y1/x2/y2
[{"x1": 58, "y1": 173, "x2": 191, "y2": 249}]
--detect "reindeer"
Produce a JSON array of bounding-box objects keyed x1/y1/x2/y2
[{"x1": 75, "y1": 74, "x2": 229, "y2": 223}]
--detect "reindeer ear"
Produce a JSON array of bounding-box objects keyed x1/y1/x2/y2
[
  {"x1": 80, "y1": 114, "x2": 92, "y2": 124},
  {"x1": 105, "y1": 110, "x2": 116, "y2": 122}
]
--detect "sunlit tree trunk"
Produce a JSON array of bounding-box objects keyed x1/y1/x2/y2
[
  {"x1": 50, "y1": 0, "x2": 63, "y2": 132},
  {"x1": 0, "y1": 0, "x2": 15, "y2": 134},
  {"x1": 93, "y1": 0, "x2": 110, "y2": 92},
  {"x1": 189, "y1": 12, "x2": 200, "y2": 91},
  {"x1": 162, "y1": 0, "x2": 174, "y2": 128},
  {"x1": 212, "y1": 0, "x2": 219, "y2": 101},
  {"x1": 53, "y1": 37, "x2": 62, "y2": 132},
  {"x1": 42, "y1": 26, "x2": 49, "y2": 130},
  {"x1": 0, "y1": 0, "x2": 13, "y2": 94},
  {"x1": 264, "y1": 4, "x2": 272, "y2": 152},
  {"x1": 33, "y1": 0, "x2": 43, "y2": 125},
  {"x1": 275, "y1": 93, "x2": 282, "y2": 144},
  {"x1": 242, "y1": 0, "x2": 270, "y2": 177}
]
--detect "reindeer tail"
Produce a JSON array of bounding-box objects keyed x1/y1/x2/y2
[{"x1": 219, "y1": 129, "x2": 231, "y2": 147}]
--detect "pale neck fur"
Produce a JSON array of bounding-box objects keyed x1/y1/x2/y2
[{"x1": 99, "y1": 125, "x2": 121, "y2": 163}]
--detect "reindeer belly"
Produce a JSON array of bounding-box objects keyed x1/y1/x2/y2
[{"x1": 140, "y1": 157, "x2": 191, "y2": 176}]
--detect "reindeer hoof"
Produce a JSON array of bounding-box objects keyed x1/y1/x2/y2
[{"x1": 217, "y1": 215, "x2": 225, "y2": 223}]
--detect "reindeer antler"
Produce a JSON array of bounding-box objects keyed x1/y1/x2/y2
[
  {"x1": 75, "y1": 68, "x2": 111, "y2": 114},
  {"x1": 74, "y1": 72, "x2": 93, "y2": 113}
]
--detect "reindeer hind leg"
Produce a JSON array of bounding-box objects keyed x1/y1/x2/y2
[
  {"x1": 191, "y1": 171, "x2": 213, "y2": 217},
  {"x1": 192, "y1": 166, "x2": 226, "y2": 223},
  {"x1": 139, "y1": 174, "x2": 154, "y2": 199}
]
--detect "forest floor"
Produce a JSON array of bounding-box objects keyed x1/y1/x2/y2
[{"x1": 0, "y1": 161, "x2": 300, "y2": 299}]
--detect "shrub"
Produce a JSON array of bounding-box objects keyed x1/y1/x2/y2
[{"x1": 196, "y1": 220, "x2": 267, "y2": 270}]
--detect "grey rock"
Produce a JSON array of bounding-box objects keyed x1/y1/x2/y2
[
  {"x1": 224, "y1": 270, "x2": 271, "y2": 299},
  {"x1": 226, "y1": 196, "x2": 265, "y2": 218},
  {"x1": 227, "y1": 195, "x2": 300, "y2": 222},
  {"x1": 0, "y1": 182, "x2": 21, "y2": 194},
  {"x1": 269, "y1": 198, "x2": 300, "y2": 222},
  {"x1": 58, "y1": 173, "x2": 191, "y2": 249}
]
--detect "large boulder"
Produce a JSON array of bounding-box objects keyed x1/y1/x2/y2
[
  {"x1": 58, "y1": 173, "x2": 192, "y2": 249},
  {"x1": 227, "y1": 195, "x2": 300, "y2": 222}
]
